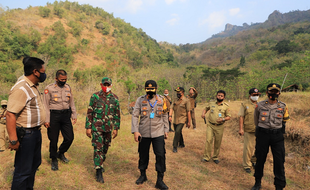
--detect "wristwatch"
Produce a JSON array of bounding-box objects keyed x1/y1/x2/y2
[
  {"x1": 9, "y1": 140, "x2": 18, "y2": 145},
  {"x1": 222, "y1": 118, "x2": 225, "y2": 122}
]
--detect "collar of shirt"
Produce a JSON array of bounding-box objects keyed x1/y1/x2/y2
[{"x1": 24, "y1": 76, "x2": 38, "y2": 88}]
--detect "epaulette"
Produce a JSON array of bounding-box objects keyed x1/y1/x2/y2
[
  {"x1": 224, "y1": 102, "x2": 229, "y2": 106},
  {"x1": 277, "y1": 101, "x2": 286, "y2": 106},
  {"x1": 111, "y1": 92, "x2": 119, "y2": 100}
]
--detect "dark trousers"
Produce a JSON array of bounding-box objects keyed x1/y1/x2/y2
[
  {"x1": 12, "y1": 130, "x2": 42, "y2": 190},
  {"x1": 173, "y1": 123, "x2": 184, "y2": 148},
  {"x1": 254, "y1": 128, "x2": 286, "y2": 188},
  {"x1": 167, "y1": 112, "x2": 172, "y2": 131},
  {"x1": 138, "y1": 135, "x2": 166, "y2": 173},
  {"x1": 48, "y1": 111, "x2": 74, "y2": 159}
]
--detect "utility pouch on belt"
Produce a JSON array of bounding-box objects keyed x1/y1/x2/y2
[{"x1": 16, "y1": 126, "x2": 26, "y2": 142}]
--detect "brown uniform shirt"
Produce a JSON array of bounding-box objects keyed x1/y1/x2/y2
[
  {"x1": 43, "y1": 83, "x2": 77, "y2": 123},
  {"x1": 171, "y1": 96, "x2": 191, "y2": 124},
  {"x1": 187, "y1": 92, "x2": 198, "y2": 110},
  {"x1": 204, "y1": 101, "x2": 231, "y2": 124},
  {"x1": 238, "y1": 99, "x2": 256, "y2": 133},
  {"x1": 7, "y1": 76, "x2": 46, "y2": 128},
  {"x1": 254, "y1": 100, "x2": 290, "y2": 129},
  {"x1": 0, "y1": 108, "x2": 7, "y2": 124},
  {"x1": 163, "y1": 95, "x2": 172, "y2": 112},
  {"x1": 131, "y1": 95, "x2": 169, "y2": 138}
]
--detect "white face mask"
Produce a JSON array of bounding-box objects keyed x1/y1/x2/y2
[
  {"x1": 106, "y1": 87, "x2": 111, "y2": 93},
  {"x1": 250, "y1": 96, "x2": 259, "y2": 101},
  {"x1": 164, "y1": 93, "x2": 169, "y2": 96}
]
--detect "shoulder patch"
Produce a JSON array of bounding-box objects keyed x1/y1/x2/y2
[{"x1": 44, "y1": 89, "x2": 49, "y2": 94}]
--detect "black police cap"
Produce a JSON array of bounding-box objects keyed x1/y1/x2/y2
[
  {"x1": 145, "y1": 80, "x2": 157, "y2": 88},
  {"x1": 249, "y1": 88, "x2": 261, "y2": 95},
  {"x1": 267, "y1": 83, "x2": 281, "y2": 91}
]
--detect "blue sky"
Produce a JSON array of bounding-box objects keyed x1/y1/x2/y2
[{"x1": 1, "y1": 0, "x2": 309, "y2": 45}]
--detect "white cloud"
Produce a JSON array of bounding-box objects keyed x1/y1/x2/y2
[
  {"x1": 165, "y1": 0, "x2": 176, "y2": 5},
  {"x1": 199, "y1": 11, "x2": 226, "y2": 29},
  {"x1": 166, "y1": 14, "x2": 179, "y2": 26},
  {"x1": 229, "y1": 8, "x2": 240, "y2": 16},
  {"x1": 125, "y1": 0, "x2": 143, "y2": 14}
]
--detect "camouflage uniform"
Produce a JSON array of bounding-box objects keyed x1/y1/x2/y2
[{"x1": 85, "y1": 90, "x2": 120, "y2": 169}]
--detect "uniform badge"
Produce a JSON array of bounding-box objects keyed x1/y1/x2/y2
[
  {"x1": 142, "y1": 101, "x2": 147, "y2": 104},
  {"x1": 277, "y1": 114, "x2": 282, "y2": 118},
  {"x1": 142, "y1": 107, "x2": 147, "y2": 110},
  {"x1": 277, "y1": 108, "x2": 283, "y2": 111},
  {"x1": 158, "y1": 100, "x2": 162, "y2": 104},
  {"x1": 262, "y1": 112, "x2": 267, "y2": 115},
  {"x1": 158, "y1": 111, "x2": 162, "y2": 115},
  {"x1": 54, "y1": 94, "x2": 57, "y2": 97},
  {"x1": 44, "y1": 89, "x2": 49, "y2": 94},
  {"x1": 157, "y1": 107, "x2": 162, "y2": 110},
  {"x1": 255, "y1": 104, "x2": 258, "y2": 108},
  {"x1": 143, "y1": 111, "x2": 147, "y2": 116},
  {"x1": 54, "y1": 98, "x2": 58, "y2": 101},
  {"x1": 261, "y1": 117, "x2": 265, "y2": 121},
  {"x1": 67, "y1": 93, "x2": 70, "y2": 96}
]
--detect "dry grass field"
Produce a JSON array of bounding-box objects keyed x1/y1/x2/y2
[{"x1": 1, "y1": 92, "x2": 310, "y2": 190}]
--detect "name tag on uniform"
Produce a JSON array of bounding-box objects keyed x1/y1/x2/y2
[{"x1": 150, "y1": 112, "x2": 154, "y2": 119}]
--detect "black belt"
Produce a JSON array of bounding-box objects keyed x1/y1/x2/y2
[
  {"x1": 50, "y1": 109, "x2": 70, "y2": 114},
  {"x1": 258, "y1": 127, "x2": 281, "y2": 134},
  {"x1": 25, "y1": 126, "x2": 41, "y2": 132},
  {"x1": 209, "y1": 121, "x2": 223, "y2": 126}
]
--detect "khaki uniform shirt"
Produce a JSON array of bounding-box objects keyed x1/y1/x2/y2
[
  {"x1": 238, "y1": 99, "x2": 256, "y2": 133},
  {"x1": 187, "y1": 92, "x2": 198, "y2": 110},
  {"x1": 171, "y1": 96, "x2": 191, "y2": 124},
  {"x1": 7, "y1": 76, "x2": 46, "y2": 128},
  {"x1": 43, "y1": 83, "x2": 77, "y2": 123},
  {"x1": 163, "y1": 95, "x2": 171, "y2": 112},
  {"x1": 131, "y1": 95, "x2": 169, "y2": 138},
  {"x1": 254, "y1": 100, "x2": 290, "y2": 129},
  {"x1": 204, "y1": 101, "x2": 231, "y2": 124},
  {"x1": 0, "y1": 108, "x2": 7, "y2": 124}
]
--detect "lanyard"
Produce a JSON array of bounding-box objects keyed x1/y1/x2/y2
[{"x1": 148, "y1": 99, "x2": 157, "y2": 111}]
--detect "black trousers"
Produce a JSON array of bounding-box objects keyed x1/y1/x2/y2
[
  {"x1": 48, "y1": 110, "x2": 74, "y2": 159},
  {"x1": 254, "y1": 127, "x2": 286, "y2": 188},
  {"x1": 138, "y1": 135, "x2": 166, "y2": 173},
  {"x1": 12, "y1": 129, "x2": 42, "y2": 190}
]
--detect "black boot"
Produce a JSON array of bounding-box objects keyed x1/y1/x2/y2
[
  {"x1": 251, "y1": 179, "x2": 261, "y2": 190},
  {"x1": 96, "y1": 168, "x2": 104, "y2": 183},
  {"x1": 136, "y1": 170, "x2": 147, "y2": 184},
  {"x1": 275, "y1": 186, "x2": 283, "y2": 190},
  {"x1": 51, "y1": 158, "x2": 58, "y2": 171},
  {"x1": 155, "y1": 172, "x2": 168, "y2": 190}
]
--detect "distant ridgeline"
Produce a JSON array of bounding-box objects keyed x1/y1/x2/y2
[{"x1": 208, "y1": 9, "x2": 310, "y2": 40}]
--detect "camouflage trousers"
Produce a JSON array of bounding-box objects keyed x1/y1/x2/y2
[{"x1": 92, "y1": 131, "x2": 112, "y2": 169}]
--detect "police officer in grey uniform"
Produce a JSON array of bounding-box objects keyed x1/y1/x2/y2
[
  {"x1": 132, "y1": 80, "x2": 169, "y2": 190},
  {"x1": 251, "y1": 83, "x2": 290, "y2": 190},
  {"x1": 44, "y1": 70, "x2": 77, "y2": 171}
]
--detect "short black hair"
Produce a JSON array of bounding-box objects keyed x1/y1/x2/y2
[
  {"x1": 217, "y1": 90, "x2": 226, "y2": 97},
  {"x1": 23, "y1": 57, "x2": 45, "y2": 76},
  {"x1": 56, "y1": 69, "x2": 67, "y2": 78}
]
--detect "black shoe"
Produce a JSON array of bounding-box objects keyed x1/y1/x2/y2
[
  {"x1": 58, "y1": 152, "x2": 69, "y2": 163},
  {"x1": 201, "y1": 158, "x2": 209, "y2": 163},
  {"x1": 251, "y1": 184, "x2": 261, "y2": 190},
  {"x1": 178, "y1": 144, "x2": 185, "y2": 148},
  {"x1": 275, "y1": 186, "x2": 283, "y2": 190},
  {"x1": 173, "y1": 147, "x2": 177, "y2": 153},
  {"x1": 244, "y1": 168, "x2": 251, "y2": 173},
  {"x1": 136, "y1": 170, "x2": 147, "y2": 185},
  {"x1": 51, "y1": 158, "x2": 58, "y2": 171},
  {"x1": 155, "y1": 172, "x2": 168, "y2": 190},
  {"x1": 213, "y1": 160, "x2": 220, "y2": 164},
  {"x1": 96, "y1": 169, "x2": 104, "y2": 183}
]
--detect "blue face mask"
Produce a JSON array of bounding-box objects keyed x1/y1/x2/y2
[{"x1": 36, "y1": 71, "x2": 47, "y2": 82}]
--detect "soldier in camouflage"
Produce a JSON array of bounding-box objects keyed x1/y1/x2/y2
[{"x1": 85, "y1": 77, "x2": 120, "y2": 183}]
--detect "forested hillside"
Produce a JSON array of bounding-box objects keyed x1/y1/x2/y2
[{"x1": 1, "y1": 2, "x2": 310, "y2": 110}]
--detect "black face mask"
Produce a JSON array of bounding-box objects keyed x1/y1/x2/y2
[
  {"x1": 57, "y1": 80, "x2": 66, "y2": 87},
  {"x1": 217, "y1": 98, "x2": 224, "y2": 102},
  {"x1": 147, "y1": 91, "x2": 156, "y2": 98},
  {"x1": 177, "y1": 93, "x2": 182, "y2": 99},
  {"x1": 35, "y1": 71, "x2": 47, "y2": 83},
  {"x1": 2, "y1": 106, "x2": 6, "y2": 109},
  {"x1": 268, "y1": 93, "x2": 279, "y2": 101}
]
